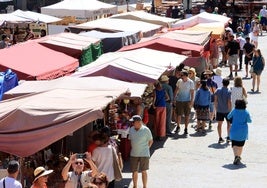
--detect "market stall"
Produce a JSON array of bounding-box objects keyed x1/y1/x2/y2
[
  {"x1": 0, "y1": 76, "x2": 147, "y2": 186},
  {"x1": 38, "y1": 32, "x2": 102, "y2": 66},
  {"x1": 70, "y1": 18, "x2": 163, "y2": 37},
  {"x1": 71, "y1": 48, "x2": 187, "y2": 83},
  {"x1": 41, "y1": 0, "x2": 118, "y2": 21},
  {"x1": 110, "y1": 10, "x2": 178, "y2": 28},
  {"x1": 79, "y1": 30, "x2": 141, "y2": 53},
  {"x1": 0, "y1": 40, "x2": 79, "y2": 80}
]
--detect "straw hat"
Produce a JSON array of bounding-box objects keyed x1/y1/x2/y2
[
  {"x1": 214, "y1": 68, "x2": 222, "y2": 76},
  {"x1": 203, "y1": 70, "x2": 213, "y2": 75},
  {"x1": 160, "y1": 75, "x2": 169, "y2": 82},
  {"x1": 33, "y1": 167, "x2": 53, "y2": 182}
]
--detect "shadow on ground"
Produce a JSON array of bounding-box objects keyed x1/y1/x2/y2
[
  {"x1": 222, "y1": 163, "x2": 247, "y2": 170},
  {"x1": 208, "y1": 142, "x2": 230, "y2": 149}
]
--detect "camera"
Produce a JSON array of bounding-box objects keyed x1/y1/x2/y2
[{"x1": 76, "y1": 153, "x2": 86, "y2": 159}]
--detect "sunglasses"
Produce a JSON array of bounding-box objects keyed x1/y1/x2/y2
[{"x1": 75, "y1": 162, "x2": 84, "y2": 165}]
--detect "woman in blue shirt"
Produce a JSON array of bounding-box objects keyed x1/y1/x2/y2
[
  {"x1": 194, "y1": 80, "x2": 211, "y2": 133},
  {"x1": 227, "y1": 99, "x2": 252, "y2": 165},
  {"x1": 251, "y1": 49, "x2": 265, "y2": 92},
  {"x1": 153, "y1": 81, "x2": 169, "y2": 140}
]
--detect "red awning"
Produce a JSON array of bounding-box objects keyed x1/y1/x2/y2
[
  {"x1": 0, "y1": 41, "x2": 79, "y2": 80},
  {"x1": 119, "y1": 37, "x2": 204, "y2": 57}
]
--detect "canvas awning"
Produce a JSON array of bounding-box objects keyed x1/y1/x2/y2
[
  {"x1": 1, "y1": 76, "x2": 147, "y2": 157},
  {"x1": 185, "y1": 22, "x2": 225, "y2": 39},
  {"x1": 4, "y1": 76, "x2": 147, "y2": 100},
  {"x1": 79, "y1": 30, "x2": 141, "y2": 53},
  {"x1": 171, "y1": 12, "x2": 231, "y2": 29},
  {"x1": 38, "y1": 32, "x2": 101, "y2": 59},
  {"x1": 41, "y1": 0, "x2": 118, "y2": 19},
  {"x1": 0, "y1": 13, "x2": 30, "y2": 24},
  {"x1": 72, "y1": 48, "x2": 187, "y2": 83},
  {"x1": 11, "y1": 9, "x2": 62, "y2": 23},
  {"x1": 0, "y1": 41, "x2": 79, "y2": 80},
  {"x1": 110, "y1": 10, "x2": 177, "y2": 28},
  {"x1": 161, "y1": 30, "x2": 211, "y2": 46},
  {"x1": 70, "y1": 18, "x2": 162, "y2": 37},
  {"x1": 119, "y1": 37, "x2": 204, "y2": 57}
]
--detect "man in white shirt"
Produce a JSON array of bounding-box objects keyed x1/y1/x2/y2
[
  {"x1": 236, "y1": 34, "x2": 246, "y2": 70},
  {"x1": 259, "y1": 5, "x2": 267, "y2": 35},
  {"x1": 0, "y1": 160, "x2": 22, "y2": 188}
]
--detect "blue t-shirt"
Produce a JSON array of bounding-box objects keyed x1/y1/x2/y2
[
  {"x1": 228, "y1": 109, "x2": 252, "y2": 141},
  {"x1": 215, "y1": 87, "x2": 231, "y2": 113},
  {"x1": 129, "y1": 125, "x2": 153, "y2": 157},
  {"x1": 194, "y1": 88, "x2": 211, "y2": 106},
  {"x1": 162, "y1": 83, "x2": 173, "y2": 101}
]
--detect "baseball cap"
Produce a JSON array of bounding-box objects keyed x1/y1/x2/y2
[{"x1": 129, "y1": 115, "x2": 142, "y2": 122}]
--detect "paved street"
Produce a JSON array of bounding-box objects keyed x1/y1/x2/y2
[{"x1": 117, "y1": 33, "x2": 267, "y2": 188}]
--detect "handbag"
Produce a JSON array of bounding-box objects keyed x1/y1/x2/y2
[
  {"x1": 112, "y1": 147, "x2": 123, "y2": 181},
  {"x1": 249, "y1": 66, "x2": 254, "y2": 74}
]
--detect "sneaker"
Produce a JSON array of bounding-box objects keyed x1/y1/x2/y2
[
  {"x1": 233, "y1": 156, "x2": 241, "y2": 165},
  {"x1": 184, "y1": 128, "x2": 188, "y2": 135},
  {"x1": 226, "y1": 136, "x2": 231, "y2": 143},
  {"x1": 174, "y1": 126, "x2": 180, "y2": 133},
  {"x1": 218, "y1": 137, "x2": 224, "y2": 144}
]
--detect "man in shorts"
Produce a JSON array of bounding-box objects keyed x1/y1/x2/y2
[
  {"x1": 173, "y1": 70, "x2": 194, "y2": 135},
  {"x1": 214, "y1": 78, "x2": 232, "y2": 144},
  {"x1": 227, "y1": 34, "x2": 240, "y2": 79},
  {"x1": 129, "y1": 115, "x2": 153, "y2": 188},
  {"x1": 243, "y1": 37, "x2": 255, "y2": 78}
]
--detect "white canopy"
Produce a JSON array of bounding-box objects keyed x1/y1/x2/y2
[
  {"x1": 110, "y1": 10, "x2": 177, "y2": 28},
  {"x1": 41, "y1": 0, "x2": 118, "y2": 19},
  {"x1": 71, "y1": 18, "x2": 162, "y2": 37},
  {"x1": 4, "y1": 76, "x2": 147, "y2": 100},
  {"x1": 171, "y1": 12, "x2": 231, "y2": 29},
  {"x1": 11, "y1": 9, "x2": 62, "y2": 23},
  {"x1": 0, "y1": 13, "x2": 30, "y2": 25},
  {"x1": 72, "y1": 48, "x2": 187, "y2": 83}
]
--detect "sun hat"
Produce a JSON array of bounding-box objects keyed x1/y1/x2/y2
[
  {"x1": 129, "y1": 115, "x2": 142, "y2": 122},
  {"x1": 203, "y1": 70, "x2": 213, "y2": 75},
  {"x1": 214, "y1": 68, "x2": 222, "y2": 76},
  {"x1": 160, "y1": 75, "x2": 169, "y2": 82},
  {"x1": 33, "y1": 166, "x2": 53, "y2": 182}
]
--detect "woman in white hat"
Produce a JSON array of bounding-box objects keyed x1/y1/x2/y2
[{"x1": 31, "y1": 166, "x2": 53, "y2": 188}]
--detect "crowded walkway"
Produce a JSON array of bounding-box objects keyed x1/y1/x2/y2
[{"x1": 117, "y1": 32, "x2": 267, "y2": 188}]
